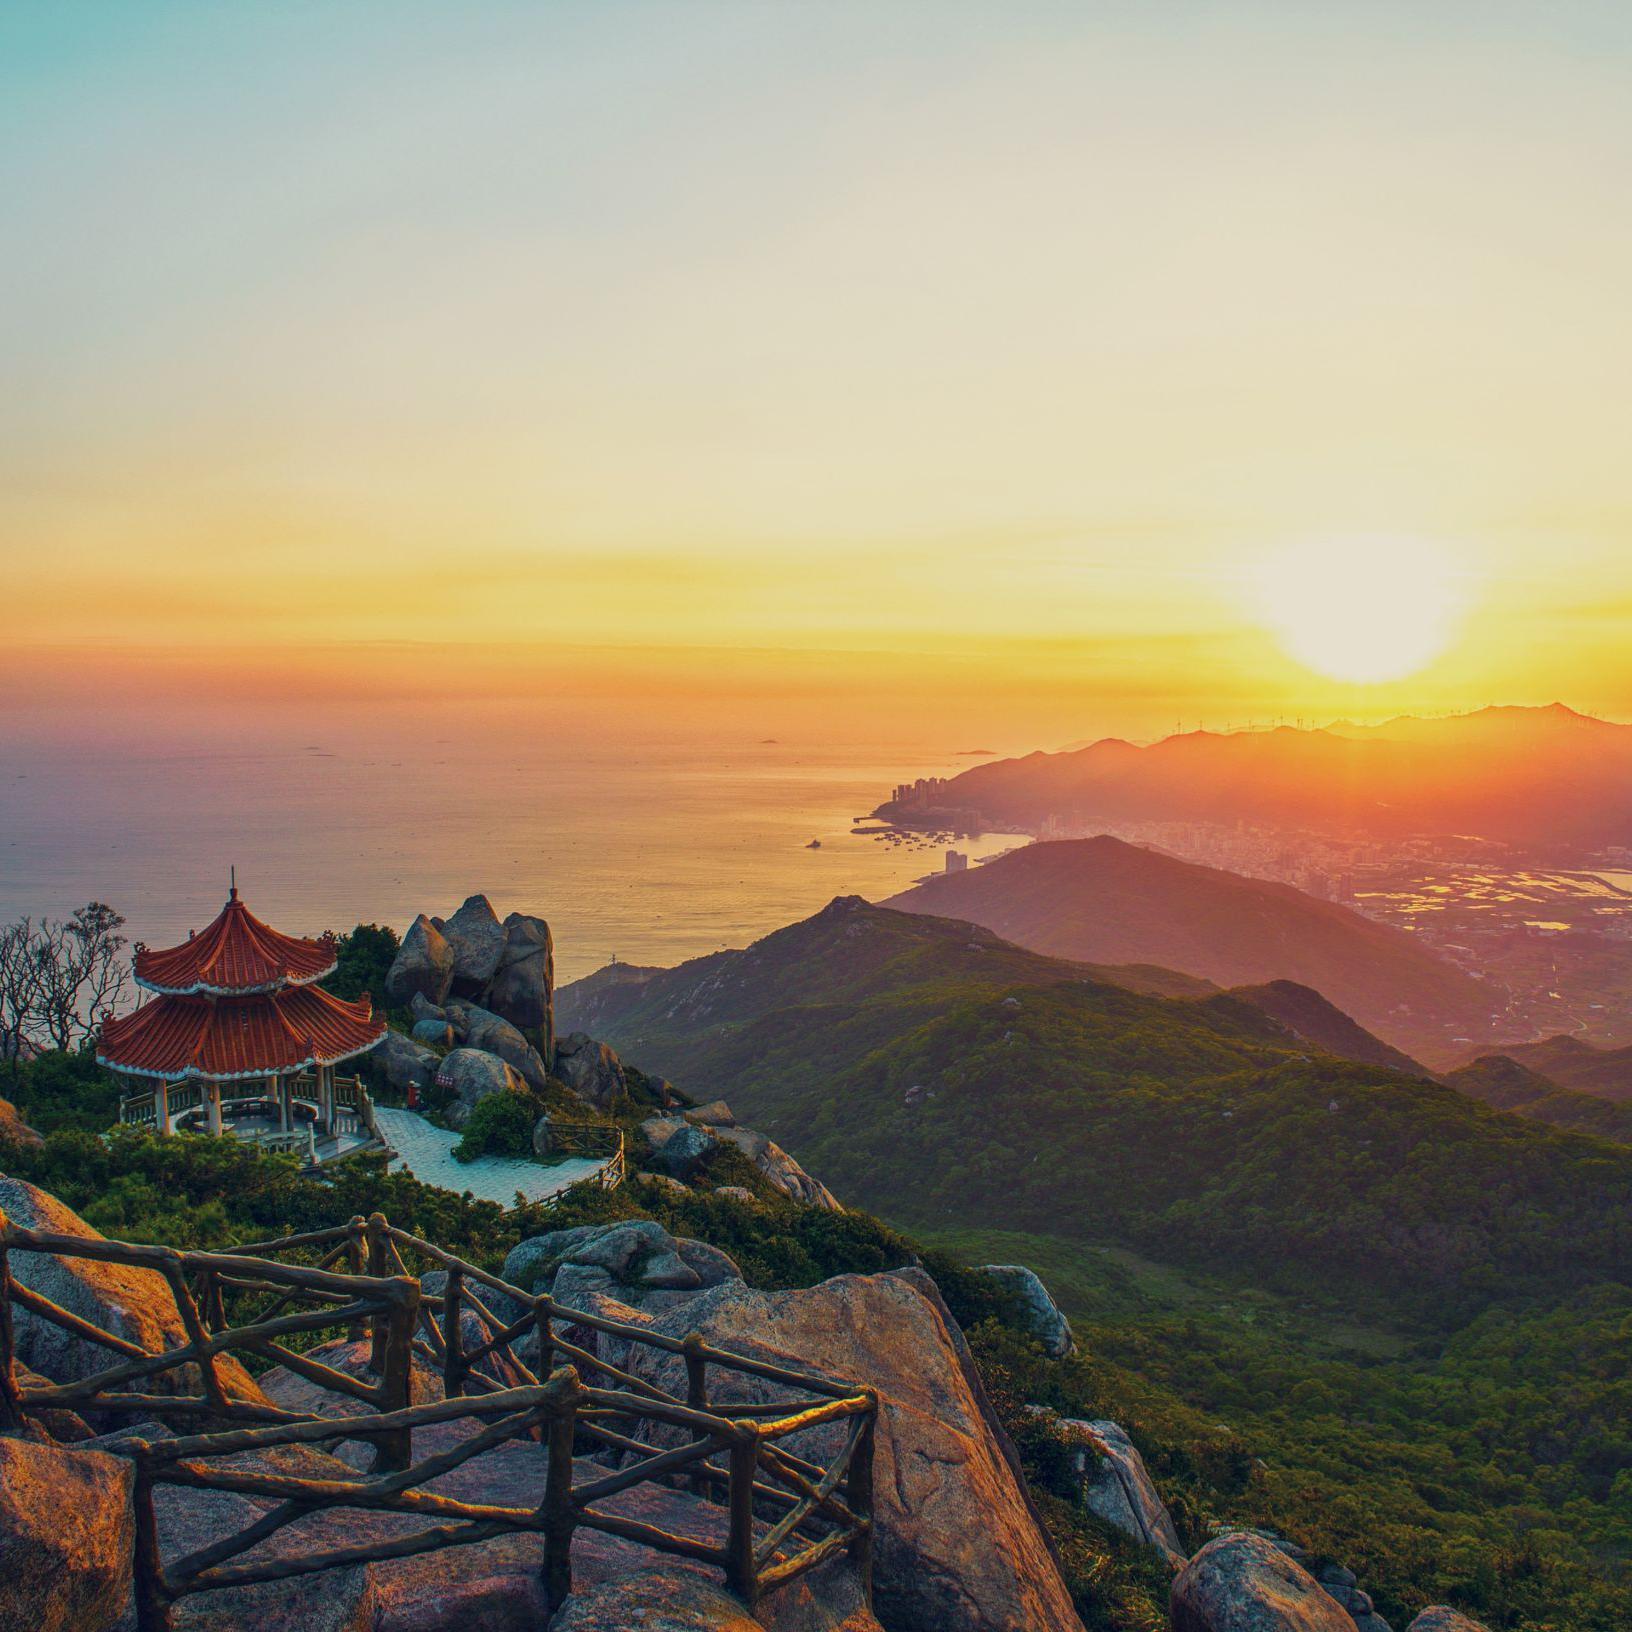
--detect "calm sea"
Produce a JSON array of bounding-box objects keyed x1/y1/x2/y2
[{"x1": 0, "y1": 709, "x2": 1014, "y2": 985}]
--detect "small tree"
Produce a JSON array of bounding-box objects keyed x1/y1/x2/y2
[
  {"x1": 329, "y1": 922, "x2": 401, "y2": 1005},
  {"x1": 0, "y1": 918, "x2": 43, "y2": 1081},
  {"x1": 452, "y1": 1091, "x2": 538, "y2": 1163},
  {"x1": 0, "y1": 903, "x2": 131, "y2": 1067}
]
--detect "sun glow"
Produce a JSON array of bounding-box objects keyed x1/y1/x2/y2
[{"x1": 1250, "y1": 535, "x2": 1468, "y2": 685}]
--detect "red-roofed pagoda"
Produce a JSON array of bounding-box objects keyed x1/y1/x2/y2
[{"x1": 98, "y1": 881, "x2": 386, "y2": 1158}]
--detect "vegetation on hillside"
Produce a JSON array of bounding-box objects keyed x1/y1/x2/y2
[
  {"x1": 584, "y1": 953, "x2": 1632, "y2": 1322},
  {"x1": 1446, "y1": 1053, "x2": 1632, "y2": 1144},
  {"x1": 1, "y1": 1119, "x2": 1627, "y2": 1628},
  {"x1": 882, "y1": 837, "x2": 1495, "y2": 1056}
]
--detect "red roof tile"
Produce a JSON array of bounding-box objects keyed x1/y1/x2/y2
[
  {"x1": 98, "y1": 986, "x2": 385, "y2": 1081},
  {"x1": 134, "y1": 893, "x2": 338, "y2": 995}
]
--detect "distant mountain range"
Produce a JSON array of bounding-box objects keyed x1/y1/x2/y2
[
  {"x1": 884, "y1": 836, "x2": 1500, "y2": 1061},
  {"x1": 557, "y1": 894, "x2": 1417, "y2": 1072},
  {"x1": 1454, "y1": 1033, "x2": 1632, "y2": 1104},
  {"x1": 558, "y1": 898, "x2": 1215, "y2": 1043},
  {"x1": 1443, "y1": 1052, "x2": 1632, "y2": 1145},
  {"x1": 877, "y1": 704, "x2": 1632, "y2": 852},
  {"x1": 558, "y1": 896, "x2": 1632, "y2": 1320}
]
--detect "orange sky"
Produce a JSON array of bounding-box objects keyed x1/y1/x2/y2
[{"x1": 5, "y1": 4, "x2": 1632, "y2": 743}]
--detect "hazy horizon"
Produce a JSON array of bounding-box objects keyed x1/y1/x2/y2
[{"x1": 7, "y1": 1, "x2": 1632, "y2": 736}]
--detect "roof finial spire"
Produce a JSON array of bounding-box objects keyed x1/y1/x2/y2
[{"x1": 229, "y1": 865, "x2": 238, "y2": 903}]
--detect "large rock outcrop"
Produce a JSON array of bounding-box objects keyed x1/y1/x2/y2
[
  {"x1": 434, "y1": 895, "x2": 507, "y2": 996},
  {"x1": 980, "y1": 1265, "x2": 1073, "y2": 1357},
  {"x1": 643, "y1": 1117, "x2": 716, "y2": 1177},
  {"x1": 488, "y1": 912, "x2": 555, "y2": 1055},
  {"x1": 621, "y1": 1268, "x2": 1083, "y2": 1632},
  {"x1": 444, "y1": 1000, "x2": 549, "y2": 1091},
  {"x1": 502, "y1": 1220, "x2": 723, "y2": 1303},
  {"x1": 711, "y1": 1126, "x2": 842, "y2": 1210},
  {"x1": 0, "y1": 1093, "x2": 43, "y2": 1147},
  {"x1": 0, "y1": 1435, "x2": 133, "y2": 1632},
  {"x1": 435, "y1": 1047, "x2": 530, "y2": 1128},
  {"x1": 549, "y1": 1563, "x2": 885, "y2": 1632},
  {"x1": 389, "y1": 897, "x2": 557, "y2": 1046},
  {"x1": 385, "y1": 915, "x2": 456, "y2": 1008},
  {"x1": 555, "y1": 1032, "x2": 630, "y2": 1113},
  {"x1": 1172, "y1": 1533, "x2": 1353, "y2": 1632},
  {"x1": 1406, "y1": 1612, "x2": 1492, "y2": 1632},
  {"x1": 373, "y1": 1029, "x2": 437, "y2": 1096},
  {"x1": 548, "y1": 1568, "x2": 765, "y2": 1632},
  {"x1": 1056, "y1": 1417, "x2": 1183, "y2": 1566},
  {"x1": 644, "y1": 1111, "x2": 842, "y2": 1209},
  {"x1": 0, "y1": 1178, "x2": 266, "y2": 1413}
]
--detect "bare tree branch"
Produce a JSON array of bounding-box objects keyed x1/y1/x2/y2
[{"x1": 1, "y1": 903, "x2": 129, "y2": 1061}]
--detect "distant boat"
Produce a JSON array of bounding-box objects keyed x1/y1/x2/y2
[{"x1": 806, "y1": 838, "x2": 822, "y2": 849}]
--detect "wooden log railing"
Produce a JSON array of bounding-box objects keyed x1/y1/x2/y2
[
  {"x1": 0, "y1": 1208, "x2": 877, "y2": 1628},
  {"x1": 537, "y1": 1121, "x2": 627, "y2": 1192}
]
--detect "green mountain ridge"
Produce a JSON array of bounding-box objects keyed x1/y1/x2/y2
[
  {"x1": 1467, "y1": 1033, "x2": 1632, "y2": 1103},
  {"x1": 883, "y1": 836, "x2": 1500, "y2": 1063},
  {"x1": 560, "y1": 895, "x2": 1632, "y2": 1323},
  {"x1": 553, "y1": 893, "x2": 1632, "y2": 1627},
  {"x1": 1444, "y1": 1052, "x2": 1632, "y2": 1145}
]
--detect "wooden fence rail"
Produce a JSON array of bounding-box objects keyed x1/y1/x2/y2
[{"x1": 0, "y1": 1207, "x2": 876, "y2": 1629}]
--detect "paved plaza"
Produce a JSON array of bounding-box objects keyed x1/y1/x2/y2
[{"x1": 373, "y1": 1106, "x2": 608, "y2": 1208}]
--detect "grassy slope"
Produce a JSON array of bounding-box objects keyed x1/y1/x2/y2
[{"x1": 943, "y1": 1221, "x2": 1632, "y2": 1631}]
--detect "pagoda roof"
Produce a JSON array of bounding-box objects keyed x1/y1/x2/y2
[
  {"x1": 134, "y1": 892, "x2": 339, "y2": 996},
  {"x1": 97, "y1": 986, "x2": 386, "y2": 1082}
]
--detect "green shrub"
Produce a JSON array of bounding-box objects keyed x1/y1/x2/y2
[
  {"x1": 327, "y1": 922, "x2": 400, "y2": 1006},
  {"x1": 452, "y1": 1091, "x2": 537, "y2": 1163},
  {"x1": 7, "y1": 1048, "x2": 118, "y2": 1135}
]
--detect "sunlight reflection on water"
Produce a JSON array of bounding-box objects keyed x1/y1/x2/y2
[{"x1": 0, "y1": 711, "x2": 1015, "y2": 983}]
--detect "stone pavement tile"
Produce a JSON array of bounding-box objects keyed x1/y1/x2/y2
[{"x1": 373, "y1": 1106, "x2": 605, "y2": 1207}]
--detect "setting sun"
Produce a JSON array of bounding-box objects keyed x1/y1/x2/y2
[{"x1": 1250, "y1": 534, "x2": 1469, "y2": 685}]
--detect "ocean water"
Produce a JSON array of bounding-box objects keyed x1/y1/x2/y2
[{"x1": 0, "y1": 708, "x2": 1013, "y2": 985}]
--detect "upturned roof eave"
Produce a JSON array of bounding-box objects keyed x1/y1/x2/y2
[
  {"x1": 97, "y1": 1024, "x2": 386, "y2": 1083},
  {"x1": 131, "y1": 959, "x2": 339, "y2": 1000}
]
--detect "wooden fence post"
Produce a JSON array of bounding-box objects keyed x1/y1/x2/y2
[
  {"x1": 131, "y1": 1448, "x2": 174, "y2": 1632},
  {"x1": 0, "y1": 1211, "x2": 21, "y2": 1431},
  {"x1": 442, "y1": 1268, "x2": 463, "y2": 1399},
  {"x1": 372, "y1": 1276, "x2": 419, "y2": 1473},
  {"x1": 725, "y1": 1426, "x2": 760, "y2": 1609},
  {"x1": 346, "y1": 1215, "x2": 367, "y2": 1341},
  {"x1": 168, "y1": 1270, "x2": 227, "y2": 1415},
  {"x1": 846, "y1": 1394, "x2": 878, "y2": 1604},
  {"x1": 683, "y1": 1332, "x2": 709, "y2": 1497},
  {"x1": 541, "y1": 1369, "x2": 580, "y2": 1612},
  {"x1": 533, "y1": 1293, "x2": 554, "y2": 1380},
  {"x1": 196, "y1": 1266, "x2": 225, "y2": 1334},
  {"x1": 365, "y1": 1213, "x2": 389, "y2": 1370}
]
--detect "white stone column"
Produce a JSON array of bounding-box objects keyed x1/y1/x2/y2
[
  {"x1": 156, "y1": 1078, "x2": 171, "y2": 1136},
  {"x1": 278, "y1": 1073, "x2": 290, "y2": 1132},
  {"x1": 319, "y1": 1065, "x2": 334, "y2": 1132},
  {"x1": 207, "y1": 1081, "x2": 223, "y2": 1135}
]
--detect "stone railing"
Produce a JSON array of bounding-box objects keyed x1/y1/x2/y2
[
  {"x1": 0, "y1": 1208, "x2": 876, "y2": 1631},
  {"x1": 117, "y1": 1074, "x2": 380, "y2": 1150}
]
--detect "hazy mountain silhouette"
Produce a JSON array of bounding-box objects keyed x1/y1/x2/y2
[
  {"x1": 884, "y1": 837, "x2": 1501, "y2": 1059},
  {"x1": 1444, "y1": 1052, "x2": 1632, "y2": 1143},
  {"x1": 880, "y1": 704, "x2": 1632, "y2": 851},
  {"x1": 1462, "y1": 1033, "x2": 1632, "y2": 1103}
]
